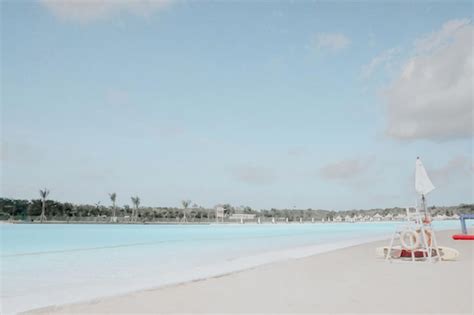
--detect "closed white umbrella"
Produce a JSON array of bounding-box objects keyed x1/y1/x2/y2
[
  {"x1": 415, "y1": 157, "x2": 435, "y2": 224},
  {"x1": 415, "y1": 157, "x2": 435, "y2": 195}
]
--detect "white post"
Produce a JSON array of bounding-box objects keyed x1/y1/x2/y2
[
  {"x1": 431, "y1": 230, "x2": 441, "y2": 262},
  {"x1": 386, "y1": 230, "x2": 397, "y2": 262},
  {"x1": 409, "y1": 232, "x2": 415, "y2": 262}
]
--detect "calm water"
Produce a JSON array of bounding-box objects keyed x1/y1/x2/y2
[{"x1": 0, "y1": 221, "x2": 466, "y2": 314}]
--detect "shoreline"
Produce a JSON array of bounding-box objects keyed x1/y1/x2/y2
[
  {"x1": 14, "y1": 233, "x2": 391, "y2": 314},
  {"x1": 2, "y1": 218, "x2": 462, "y2": 225},
  {"x1": 24, "y1": 229, "x2": 473, "y2": 314}
]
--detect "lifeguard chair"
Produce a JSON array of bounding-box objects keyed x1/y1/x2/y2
[{"x1": 385, "y1": 158, "x2": 441, "y2": 263}]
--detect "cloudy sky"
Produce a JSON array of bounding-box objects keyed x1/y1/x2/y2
[{"x1": 1, "y1": 1, "x2": 472, "y2": 210}]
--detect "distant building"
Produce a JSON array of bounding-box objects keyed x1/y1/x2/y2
[
  {"x1": 229, "y1": 213, "x2": 256, "y2": 220},
  {"x1": 372, "y1": 213, "x2": 383, "y2": 221},
  {"x1": 215, "y1": 206, "x2": 225, "y2": 222},
  {"x1": 395, "y1": 213, "x2": 406, "y2": 221}
]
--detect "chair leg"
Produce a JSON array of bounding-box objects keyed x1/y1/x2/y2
[
  {"x1": 420, "y1": 226, "x2": 431, "y2": 263},
  {"x1": 386, "y1": 231, "x2": 397, "y2": 262},
  {"x1": 431, "y1": 231, "x2": 441, "y2": 262}
]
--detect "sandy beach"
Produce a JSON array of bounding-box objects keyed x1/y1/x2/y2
[{"x1": 26, "y1": 230, "x2": 473, "y2": 314}]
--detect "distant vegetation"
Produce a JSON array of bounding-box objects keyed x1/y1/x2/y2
[{"x1": 0, "y1": 196, "x2": 472, "y2": 223}]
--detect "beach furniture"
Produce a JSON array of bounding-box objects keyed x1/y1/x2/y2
[
  {"x1": 385, "y1": 158, "x2": 440, "y2": 263},
  {"x1": 377, "y1": 245, "x2": 459, "y2": 261},
  {"x1": 385, "y1": 215, "x2": 440, "y2": 262},
  {"x1": 452, "y1": 214, "x2": 474, "y2": 240},
  {"x1": 453, "y1": 234, "x2": 474, "y2": 240}
]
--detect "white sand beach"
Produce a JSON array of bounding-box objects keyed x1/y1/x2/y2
[{"x1": 27, "y1": 230, "x2": 473, "y2": 314}]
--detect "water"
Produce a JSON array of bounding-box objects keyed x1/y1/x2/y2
[{"x1": 0, "y1": 221, "x2": 466, "y2": 314}]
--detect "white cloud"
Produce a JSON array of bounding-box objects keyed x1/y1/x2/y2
[
  {"x1": 430, "y1": 156, "x2": 473, "y2": 185},
  {"x1": 414, "y1": 19, "x2": 471, "y2": 53},
  {"x1": 40, "y1": 0, "x2": 172, "y2": 23},
  {"x1": 361, "y1": 47, "x2": 401, "y2": 79},
  {"x1": 320, "y1": 157, "x2": 373, "y2": 180},
  {"x1": 231, "y1": 165, "x2": 277, "y2": 185},
  {"x1": 385, "y1": 19, "x2": 473, "y2": 141},
  {"x1": 313, "y1": 32, "x2": 350, "y2": 53}
]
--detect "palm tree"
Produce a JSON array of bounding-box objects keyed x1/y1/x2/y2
[
  {"x1": 39, "y1": 188, "x2": 49, "y2": 223},
  {"x1": 109, "y1": 192, "x2": 117, "y2": 222},
  {"x1": 94, "y1": 201, "x2": 102, "y2": 219},
  {"x1": 131, "y1": 196, "x2": 140, "y2": 222},
  {"x1": 181, "y1": 200, "x2": 191, "y2": 222}
]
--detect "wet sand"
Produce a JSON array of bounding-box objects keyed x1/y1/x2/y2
[{"x1": 27, "y1": 230, "x2": 473, "y2": 314}]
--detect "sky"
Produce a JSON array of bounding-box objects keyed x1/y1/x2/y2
[{"x1": 1, "y1": 0, "x2": 473, "y2": 210}]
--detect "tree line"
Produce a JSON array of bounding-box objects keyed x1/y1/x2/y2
[{"x1": 0, "y1": 190, "x2": 472, "y2": 222}]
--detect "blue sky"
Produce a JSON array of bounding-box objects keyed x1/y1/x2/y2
[{"x1": 1, "y1": 1, "x2": 472, "y2": 210}]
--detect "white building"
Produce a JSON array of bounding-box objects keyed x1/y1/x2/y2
[
  {"x1": 395, "y1": 213, "x2": 406, "y2": 221},
  {"x1": 372, "y1": 213, "x2": 383, "y2": 221},
  {"x1": 229, "y1": 213, "x2": 256, "y2": 220},
  {"x1": 215, "y1": 206, "x2": 225, "y2": 222}
]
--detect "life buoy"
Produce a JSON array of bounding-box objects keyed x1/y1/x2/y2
[{"x1": 400, "y1": 230, "x2": 420, "y2": 250}]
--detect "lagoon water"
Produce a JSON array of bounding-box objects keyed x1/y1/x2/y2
[{"x1": 0, "y1": 221, "x2": 466, "y2": 314}]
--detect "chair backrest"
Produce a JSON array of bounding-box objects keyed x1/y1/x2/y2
[{"x1": 406, "y1": 207, "x2": 422, "y2": 224}]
